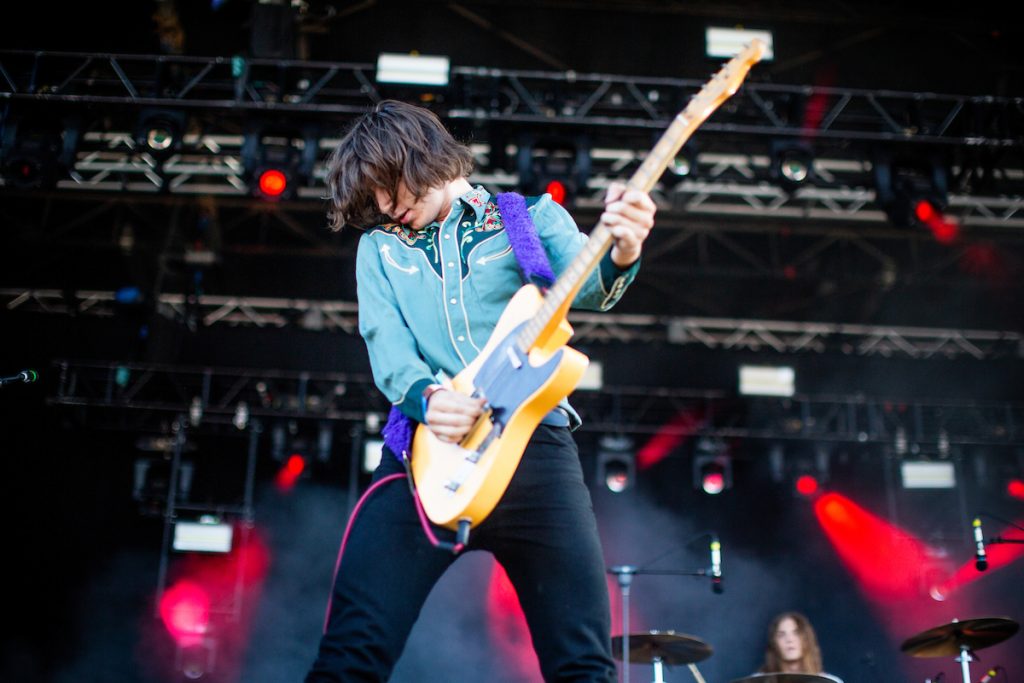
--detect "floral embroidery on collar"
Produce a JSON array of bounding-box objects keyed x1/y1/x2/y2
[
  {"x1": 376, "y1": 222, "x2": 432, "y2": 246},
  {"x1": 477, "y1": 201, "x2": 504, "y2": 232},
  {"x1": 458, "y1": 185, "x2": 491, "y2": 221}
]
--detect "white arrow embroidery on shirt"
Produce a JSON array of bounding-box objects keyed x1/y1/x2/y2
[
  {"x1": 380, "y1": 244, "x2": 419, "y2": 274},
  {"x1": 476, "y1": 246, "x2": 512, "y2": 266}
]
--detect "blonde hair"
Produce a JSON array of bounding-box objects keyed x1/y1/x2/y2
[{"x1": 759, "y1": 611, "x2": 823, "y2": 674}]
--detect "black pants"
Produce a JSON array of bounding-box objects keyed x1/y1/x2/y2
[{"x1": 305, "y1": 425, "x2": 615, "y2": 682}]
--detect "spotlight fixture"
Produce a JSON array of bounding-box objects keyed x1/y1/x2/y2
[
  {"x1": 667, "y1": 142, "x2": 699, "y2": 180},
  {"x1": 517, "y1": 134, "x2": 591, "y2": 207},
  {"x1": 596, "y1": 434, "x2": 635, "y2": 493},
  {"x1": 0, "y1": 117, "x2": 79, "y2": 189},
  {"x1": 872, "y1": 149, "x2": 952, "y2": 239},
  {"x1": 241, "y1": 123, "x2": 319, "y2": 201},
  {"x1": 770, "y1": 139, "x2": 814, "y2": 192},
  {"x1": 134, "y1": 108, "x2": 187, "y2": 159},
  {"x1": 693, "y1": 438, "x2": 731, "y2": 495}
]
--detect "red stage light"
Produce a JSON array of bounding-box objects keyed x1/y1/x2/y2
[
  {"x1": 701, "y1": 468, "x2": 725, "y2": 495},
  {"x1": 258, "y1": 169, "x2": 288, "y2": 198},
  {"x1": 795, "y1": 474, "x2": 819, "y2": 497},
  {"x1": 159, "y1": 580, "x2": 211, "y2": 645},
  {"x1": 814, "y1": 492, "x2": 938, "y2": 598},
  {"x1": 1008, "y1": 479, "x2": 1024, "y2": 500},
  {"x1": 636, "y1": 409, "x2": 704, "y2": 471},
  {"x1": 545, "y1": 180, "x2": 567, "y2": 205},
  {"x1": 275, "y1": 453, "x2": 306, "y2": 491},
  {"x1": 914, "y1": 199, "x2": 959, "y2": 244},
  {"x1": 485, "y1": 562, "x2": 540, "y2": 679}
]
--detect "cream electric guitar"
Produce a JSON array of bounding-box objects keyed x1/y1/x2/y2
[{"x1": 411, "y1": 40, "x2": 767, "y2": 535}]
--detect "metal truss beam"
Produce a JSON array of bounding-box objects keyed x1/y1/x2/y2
[
  {"x1": 47, "y1": 360, "x2": 1024, "y2": 446},
  {"x1": 9, "y1": 131, "x2": 1024, "y2": 229},
  {"x1": 2, "y1": 50, "x2": 1021, "y2": 148},
  {"x1": 9, "y1": 289, "x2": 1021, "y2": 360}
]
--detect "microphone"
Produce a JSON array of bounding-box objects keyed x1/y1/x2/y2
[
  {"x1": 710, "y1": 536, "x2": 723, "y2": 593},
  {"x1": 0, "y1": 369, "x2": 38, "y2": 385},
  {"x1": 973, "y1": 517, "x2": 988, "y2": 572}
]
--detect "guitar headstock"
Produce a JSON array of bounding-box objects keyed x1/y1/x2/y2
[{"x1": 689, "y1": 39, "x2": 768, "y2": 114}]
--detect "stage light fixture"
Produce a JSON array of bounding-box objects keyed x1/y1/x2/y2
[
  {"x1": 596, "y1": 434, "x2": 635, "y2": 493},
  {"x1": 232, "y1": 402, "x2": 249, "y2": 430},
  {"x1": 545, "y1": 179, "x2": 567, "y2": 205},
  {"x1": 173, "y1": 516, "x2": 234, "y2": 554},
  {"x1": 900, "y1": 460, "x2": 956, "y2": 489},
  {"x1": 376, "y1": 52, "x2": 451, "y2": 87},
  {"x1": 694, "y1": 439, "x2": 731, "y2": 495},
  {"x1": 241, "y1": 123, "x2": 319, "y2": 201},
  {"x1": 0, "y1": 117, "x2": 79, "y2": 189},
  {"x1": 770, "y1": 140, "x2": 814, "y2": 192},
  {"x1": 795, "y1": 474, "x2": 819, "y2": 497},
  {"x1": 667, "y1": 143, "x2": 699, "y2": 179},
  {"x1": 517, "y1": 134, "x2": 591, "y2": 207},
  {"x1": 739, "y1": 365, "x2": 795, "y2": 397},
  {"x1": 1008, "y1": 479, "x2": 1024, "y2": 501},
  {"x1": 706, "y1": 27, "x2": 775, "y2": 60},
  {"x1": 316, "y1": 422, "x2": 333, "y2": 463},
  {"x1": 134, "y1": 108, "x2": 186, "y2": 159},
  {"x1": 873, "y1": 150, "x2": 952, "y2": 236}
]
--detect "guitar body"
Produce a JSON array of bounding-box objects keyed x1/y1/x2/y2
[{"x1": 411, "y1": 284, "x2": 588, "y2": 530}]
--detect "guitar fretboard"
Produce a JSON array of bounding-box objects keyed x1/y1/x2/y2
[{"x1": 512, "y1": 41, "x2": 765, "y2": 354}]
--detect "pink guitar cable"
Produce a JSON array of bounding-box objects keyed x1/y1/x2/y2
[{"x1": 321, "y1": 471, "x2": 466, "y2": 632}]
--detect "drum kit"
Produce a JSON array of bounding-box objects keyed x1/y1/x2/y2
[{"x1": 611, "y1": 616, "x2": 1019, "y2": 683}]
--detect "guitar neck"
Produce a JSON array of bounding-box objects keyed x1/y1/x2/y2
[{"x1": 515, "y1": 41, "x2": 766, "y2": 352}]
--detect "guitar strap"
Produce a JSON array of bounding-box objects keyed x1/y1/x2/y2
[
  {"x1": 495, "y1": 192, "x2": 555, "y2": 289},
  {"x1": 382, "y1": 192, "x2": 552, "y2": 461}
]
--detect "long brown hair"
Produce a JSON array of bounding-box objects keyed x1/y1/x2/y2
[
  {"x1": 324, "y1": 100, "x2": 474, "y2": 230},
  {"x1": 759, "y1": 611, "x2": 823, "y2": 674}
]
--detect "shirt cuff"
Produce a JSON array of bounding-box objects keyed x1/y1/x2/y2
[
  {"x1": 600, "y1": 250, "x2": 640, "y2": 281},
  {"x1": 398, "y1": 377, "x2": 435, "y2": 423}
]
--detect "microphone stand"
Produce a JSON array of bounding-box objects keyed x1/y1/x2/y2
[{"x1": 607, "y1": 566, "x2": 715, "y2": 683}]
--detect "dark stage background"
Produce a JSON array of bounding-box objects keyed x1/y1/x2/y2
[{"x1": 2, "y1": 2, "x2": 1024, "y2": 682}]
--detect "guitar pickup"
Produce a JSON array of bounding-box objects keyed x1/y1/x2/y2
[{"x1": 505, "y1": 346, "x2": 523, "y2": 369}]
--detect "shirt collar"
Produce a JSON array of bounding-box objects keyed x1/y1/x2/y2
[{"x1": 455, "y1": 185, "x2": 491, "y2": 223}]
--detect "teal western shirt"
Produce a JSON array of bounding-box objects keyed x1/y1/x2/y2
[{"x1": 355, "y1": 185, "x2": 640, "y2": 423}]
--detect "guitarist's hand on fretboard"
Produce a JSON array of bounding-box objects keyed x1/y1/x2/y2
[
  {"x1": 600, "y1": 181, "x2": 657, "y2": 268},
  {"x1": 425, "y1": 388, "x2": 486, "y2": 444}
]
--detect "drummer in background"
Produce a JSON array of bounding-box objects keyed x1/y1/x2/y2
[{"x1": 759, "y1": 612, "x2": 843, "y2": 682}]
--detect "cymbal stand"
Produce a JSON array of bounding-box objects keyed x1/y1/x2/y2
[
  {"x1": 607, "y1": 566, "x2": 712, "y2": 683},
  {"x1": 955, "y1": 645, "x2": 975, "y2": 683}
]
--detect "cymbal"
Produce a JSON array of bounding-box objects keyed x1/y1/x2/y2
[
  {"x1": 730, "y1": 675, "x2": 837, "y2": 683},
  {"x1": 611, "y1": 630, "x2": 712, "y2": 665},
  {"x1": 901, "y1": 617, "x2": 1020, "y2": 657}
]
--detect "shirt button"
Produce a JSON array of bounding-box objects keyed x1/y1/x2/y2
[
  {"x1": 457, "y1": 335, "x2": 465, "y2": 342},
  {"x1": 450, "y1": 298, "x2": 457, "y2": 305},
  {"x1": 443, "y1": 233, "x2": 450, "y2": 239},
  {"x1": 447, "y1": 262, "x2": 455, "y2": 268}
]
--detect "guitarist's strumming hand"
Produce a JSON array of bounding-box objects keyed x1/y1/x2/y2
[
  {"x1": 602, "y1": 181, "x2": 657, "y2": 268},
  {"x1": 425, "y1": 388, "x2": 486, "y2": 443}
]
